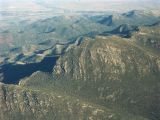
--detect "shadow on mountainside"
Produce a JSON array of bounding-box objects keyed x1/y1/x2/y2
[{"x1": 0, "y1": 57, "x2": 58, "y2": 84}]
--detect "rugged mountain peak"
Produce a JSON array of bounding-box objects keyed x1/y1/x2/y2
[
  {"x1": 90, "y1": 15, "x2": 113, "y2": 26},
  {"x1": 122, "y1": 10, "x2": 136, "y2": 17},
  {"x1": 53, "y1": 36, "x2": 160, "y2": 119}
]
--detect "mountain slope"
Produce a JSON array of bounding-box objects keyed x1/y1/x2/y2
[
  {"x1": 0, "y1": 82, "x2": 150, "y2": 120},
  {"x1": 51, "y1": 36, "x2": 160, "y2": 119},
  {"x1": 0, "y1": 34, "x2": 159, "y2": 120},
  {"x1": 132, "y1": 22, "x2": 160, "y2": 52},
  {"x1": 0, "y1": 82, "x2": 117, "y2": 120},
  {"x1": 21, "y1": 36, "x2": 160, "y2": 120}
]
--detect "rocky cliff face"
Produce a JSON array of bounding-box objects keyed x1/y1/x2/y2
[
  {"x1": 0, "y1": 82, "x2": 119, "y2": 120},
  {"x1": 52, "y1": 36, "x2": 160, "y2": 119}
]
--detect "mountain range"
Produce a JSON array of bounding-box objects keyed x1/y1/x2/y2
[{"x1": 0, "y1": 3, "x2": 160, "y2": 120}]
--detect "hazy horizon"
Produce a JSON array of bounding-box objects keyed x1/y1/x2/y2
[{"x1": 1, "y1": 0, "x2": 160, "y2": 12}]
